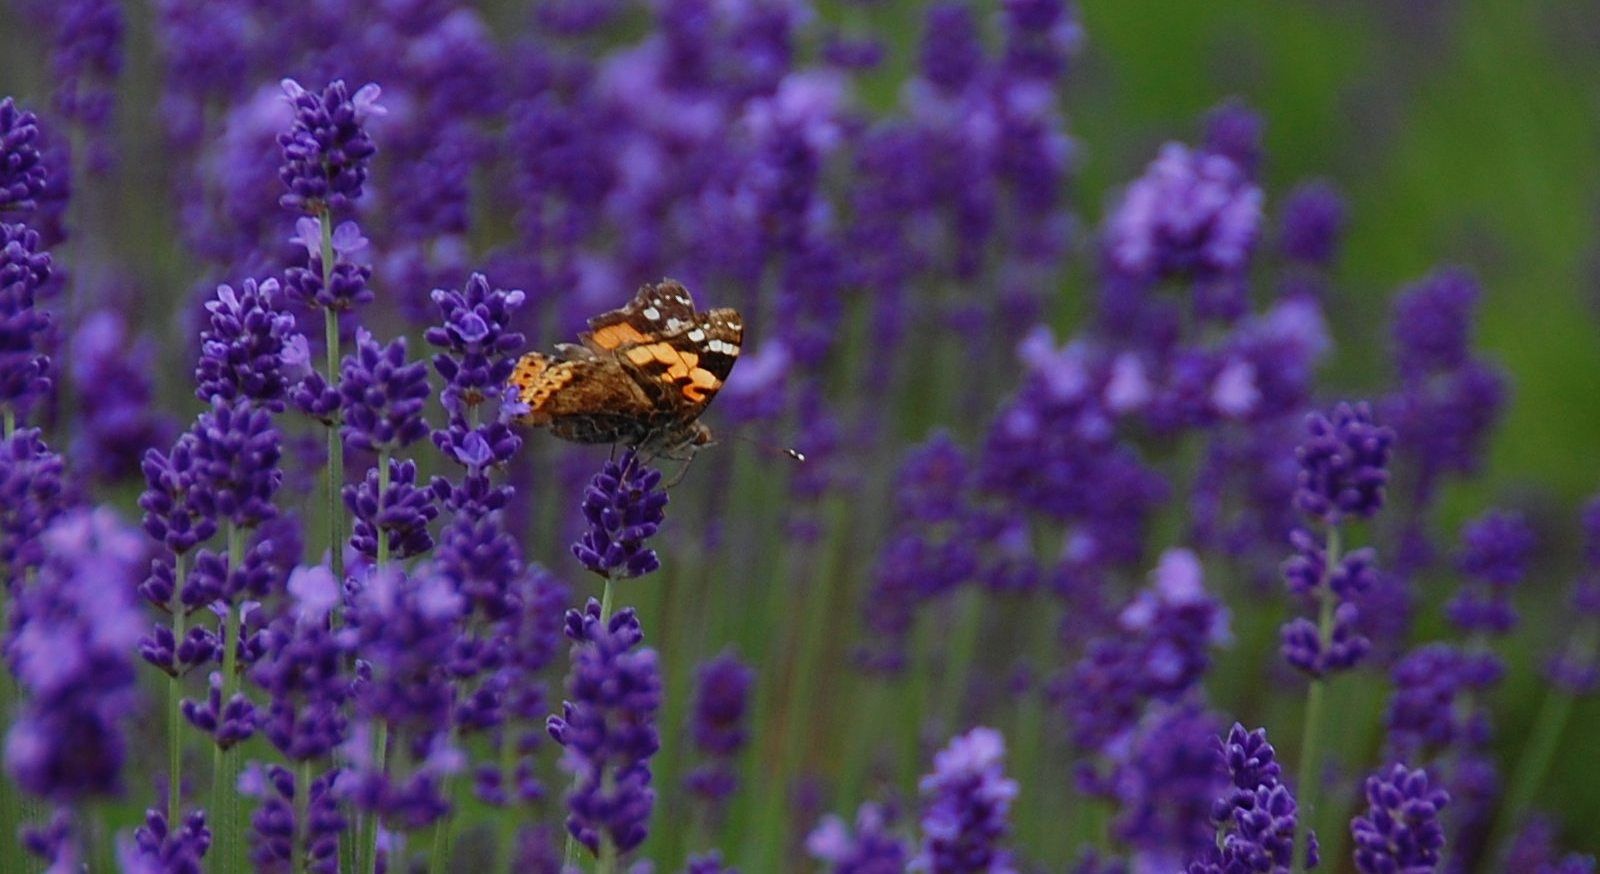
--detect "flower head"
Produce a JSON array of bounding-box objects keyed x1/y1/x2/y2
[
  {"x1": 277, "y1": 79, "x2": 383, "y2": 214},
  {"x1": 0, "y1": 98, "x2": 48, "y2": 211},
  {"x1": 339, "y1": 330, "x2": 431, "y2": 454},
  {"x1": 1104, "y1": 142, "x2": 1262, "y2": 284},
  {"x1": 196, "y1": 277, "x2": 297, "y2": 410},
  {"x1": 572, "y1": 451, "x2": 669, "y2": 579},
  {"x1": 1292, "y1": 402, "x2": 1393, "y2": 525},
  {"x1": 1350, "y1": 764, "x2": 1449, "y2": 874},
  {"x1": 914, "y1": 727, "x2": 1019, "y2": 874},
  {"x1": 686, "y1": 650, "x2": 754, "y2": 807},
  {"x1": 808, "y1": 803, "x2": 911, "y2": 874}
]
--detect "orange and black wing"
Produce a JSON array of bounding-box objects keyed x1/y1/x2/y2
[
  {"x1": 580, "y1": 278, "x2": 701, "y2": 353},
  {"x1": 508, "y1": 352, "x2": 654, "y2": 426}
]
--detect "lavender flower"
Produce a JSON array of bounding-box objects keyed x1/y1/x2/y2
[
  {"x1": 283, "y1": 217, "x2": 375, "y2": 314},
  {"x1": 188, "y1": 397, "x2": 283, "y2": 529},
  {"x1": 1278, "y1": 181, "x2": 1347, "y2": 267},
  {"x1": 120, "y1": 809, "x2": 211, "y2": 874},
  {"x1": 807, "y1": 803, "x2": 912, "y2": 874},
  {"x1": 196, "y1": 277, "x2": 297, "y2": 410},
  {"x1": 242, "y1": 763, "x2": 343, "y2": 873},
  {"x1": 426, "y1": 272, "x2": 527, "y2": 425},
  {"x1": 1107, "y1": 703, "x2": 1223, "y2": 868},
  {"x1": 1103, "y1": 142, "x2": 1263, "y2": 284},
  {"x1": 4, "y1": 508, "x2": 146, "y2": 802},
  {"x1": 0, "y1": 221, "x2": 54, "y2": 420},
  {"x1": 249, "y1": 564, "x2": 350, "y2": 761},
  {"x1": 1185, "y1": 725, "x2": 1314, "y2": 874},
  {"x1": 0, "y1": 427, "x2": 68, "y2": 577},
  {"x1": 914, "y1": 727, "x2": 1018, "y2": 874},
  {"x1": 1384, "y1": 644, "x2": 1500, "y2": 761},
  {"x1": 0, "y1": 98, "x2": 48, "y2": 211},
  {"x1": 686, "y1": 851, "x2": 739, "y2": 874},
  {"x1": 1292, "y1": 402, "x2": 1393, "y2": 525},
  {"x1": 1447, "y1": 509, "x2": 1534, "y2": 635},
  {"x1": 572, "y1": 451, "x2": 670, "y2": 580},
  {"x1": 339, "y1": 330, "x2": 431, "y2": 454},
  {"x1": 68, "y1": 309, "x2": 174, "y2": 483},
  {"x1": 277, "y1": 79, "x2": 384, "y2": 214},
  {"x1": 344, "y1": 458, "x2": 439, "y2": 561},
  {"x1": 547, "y1": 600, "x2": 662, "y2": 856},
  {"x1": 686, "y1": 650, "x2": 754, "y2": 809},
  {"x1": 1350, "y1": 764, "x2": 1449, "y2": 874}
]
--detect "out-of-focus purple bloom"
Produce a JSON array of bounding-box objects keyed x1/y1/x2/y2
[
  {"x1": 1447, "y1": 510, "x2": 1535, "y2": 635},
  {"x1": 1103, "y1": 142, "x2": 1262, "y2": 284},
  {"x1": 242, "y1": 763, "x2": 343, "y2": 873},
  {"x1": 0, "y1": 98, "x2": 48, "y2": 211},
  {"x1": 1202, "y1": 99, "x2": 1264, "y2": 177},
  {"x1": 182, "y1": 669, "x2": 257, "y2": 749},
  {"x1": 685, "y1": 851, "x2": 739, "y2": 874},
  {"x1": 196, "y1": 277, "x2": 298, "y2": 410},
  {"x1": 278, "y1": 79, "x2": 384, "y2": 214},
  {"x1": 250, "y1": 564, "x2": 350, "y2": 762},
  {"x1": 686, "y1": 650, "x2": 754, "y2": 809},
  {"x1": 1384, "y1": 642, "x2": 1501, "y2": 765},
  {"x1": 121, "y1": 809, "x2": 211, "y2": 874},
  {"x1": 919, "y1": 3, "x2": 985, "y2": 96},
  {"x1": 1280, "y1": 602, "x2": 1369, "y2": 678},
  {"x1": 1000, "y1": 0, "x2": 1083, "y2": 82},
  {"x1": 68, "y1": 309, "x2": 175, "y2": 483},
  {"x1": 1278, "y1": 181, "x2": 1347, "y2": 266},
  {"x1": 46, "y1": 0, "x2": 124, "y2": 171},
  {"x1": 1391, "y1": 269, "x2": 1479, "y2": 379},
  {"x1": 339, "y1": 330, "x2": 431, "y2": 454},
  {"x1": 572, "y1": 451, "x2": 669, "y2": 580},
  {"x1": 1065, "y1": 549, "x2": 1228, "y2": 753},
  {"x1": 1350, "y1": 764, "x2": 1449, "y2": 874},
  {"x1": 914, "y1": 726, "x2": 1018, "y2": 874},
  {"x1": 808, "y1": 802, "x2": 912, "y2": 874},
  {"x1": 1292, "y1": 402, "x2": 1393, "y2": 525},
  {"x1": 0, "y1": 427, "x2": 68, "y2": 577},
  {"x1": 4, "y1": 507, "x2": 145, "y2": 802},
  {"x1": 21, "y1": 808, "x2": 80, "y2": 871},
  {"x1": 1107, "y1": 703, "x2": 1224, "y2": 869},
  {"x1": 548, "y1": 600, "x2": 662, "y2": 857},
  {"x1": 1504, "y1": 818, "x2": 1597, "y2": 874},
  {"x1": 344, "y1": 458, "x2": 439, "y2": 561}
]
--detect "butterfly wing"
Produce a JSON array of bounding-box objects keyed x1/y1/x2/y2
[{"x1": 580, "y1": 278, "x2": 701, "y2": 353}]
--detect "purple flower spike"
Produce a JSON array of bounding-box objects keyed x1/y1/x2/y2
[
  {"x1": 1104, "y1": 142, "x2": 1263, "y2": 284},
  {"x1": 0, "y1": 98, "x2": 48, "y2": 212},
  {"x1": 0, "y1": 428, "x2": 68, "y2": 578},
  {"x1": 339, "y1": 330, "x2": 432, "y2": 454},
  {"x1": 122, "y1": 808, "x2": 211, "y2": 873},
  {"x1": 1292, "y1": 402, "x2": 1393, "y2": 525},
  {"x1": 807, "y1": 802, "x2": 911, "y2": 873},
  {"x1": 1278, "y1": 181, "x2": 1347, "y2": 266},
  {"x1": 188, "y1": 398, "x2": 283, "y2": 530},
  {"x1": 686, "y1": 650, "x2": 754, "y2": 808},
  {"x1": 914, "y1": 726, "x2": 1019, "y2": 874},
  {"x1": 344, "y1": 458, "x2": 439, "y2": 561},
  {"x1": 277, "y1": 79, "x2": 383, "y2": 214},
  {"x1": 196, "y1": 277, "x2": 297, "y2": 411},
  {"x1": 572, "y1": 451, "x2": 669, "y2": 580},
  {"x1": 1448, "y1": 509, "x2": 1535, "y2": 635},
  {"x1": 1350, "y1": 764, "x2": 1449, "y2": 874},
  {"x1": 283, "y1": 217, "x2": 374, "y2": 314},
  {"x1": 0, "y1": 221, "x2": 55, "y2": 418},
  {"x1": 548, "y1": 600, "x2": 662, "y2": 856},
  {"x1": 1185, "y1": 724, "x2": 1314, "y2": 874}
]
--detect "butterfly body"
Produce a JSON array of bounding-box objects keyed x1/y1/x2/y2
[{"x1": 509, "y1": 279, "x2": 742, "y2": 456}]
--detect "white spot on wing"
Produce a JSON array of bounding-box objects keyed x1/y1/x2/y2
[
  {"x1": 687, "y1": 328, "x2": 706, "y2": 342},
  {"x1": 643, "y1": 306, "x2": 660, "y2": 321}
]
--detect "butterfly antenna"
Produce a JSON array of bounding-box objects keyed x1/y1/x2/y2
[{"x1": 730, "y1": 432, "x2": 805, "y2": 463}]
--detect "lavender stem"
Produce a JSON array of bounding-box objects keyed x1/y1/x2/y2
[{"x1": 1290, "y1": 524, "x2": 1340, "y2": 874}]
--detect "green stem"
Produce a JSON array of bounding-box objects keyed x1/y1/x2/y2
[
  {"x1": 376, "y1": 450, "x2": 391, "y2": 566},
  {"x1": 1291, "y1": 526, "x2": 1341, "y2": 874},
  {"x1": 495, "y1": 728, "x2": 522, "y2": 874},
  {"x1": 362, "y1": 720, "x2": 389, "y2": 874},
  {"x1": 215, "y1": 524, "x2": 246, "y2": 873},
  {"x1": 600, "y1": 576, "x2": 615, "y2": 623},
  {"x1": 3, "y1": 406, "x2": 13, "y2": 438},
  {"x1": 168, "y1": 552, "x2": 189, "y2": 825},
  {"x1": 295, "y1": 760, "x2": 313, "y2": 874},
  {"x1": 321, "y1": 208, "x2": 344, "y2": 584}
]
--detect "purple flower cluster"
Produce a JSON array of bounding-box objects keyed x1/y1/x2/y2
[
  {"x1": 914, "y1": 726, "x2": 1018, "y2": 874},
  {"x1": 196, "y1": 277, "x2": 298, "y2": 411},
  {"x1": 572, "y1": 452, "x2": 670, "y2": 580},
  {"x1": 807, "y1": 803, "x2": 911, "y2": 873},
  {"x1": 1185, "y1": 725, "x2": 1312, "y2": 874},
  {"x1": 339, "y1": 330, "x2": 431, "y2": 454},
  {"x1": 686, "y1": 650, "x2": 754, "y2": 809},
  {"x1": 4, "y1": 508, "x2": 145, "y2": 802},
  {"x1": 277, "y1": 79, "x2": 384, "y2": 215},
  {"x1": 1291, "y1": 402, "x2": 1393, "y2": 525},
  {"x1": 1447, "y1": 509, "x2": 1534, "y2": 635},
  {"x1": 0, "y1": 98, "x2": 48, "y2": 211},
  {"x1": 1349, "y1": 764, "x2": 1449, "y2": 874},
  {"x1": 548, "y1": 600, "x2": 662, "y2": 856},
  {"x1": 1104, "y1": 142, "x2": 1262, "y2": 286},
  {"x1": 0, "y1": 220, "x2": 54, "y2": 420}
]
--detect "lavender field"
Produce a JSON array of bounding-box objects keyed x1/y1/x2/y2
[{"x1": 0, "y1": 0, "x2": 1597, "y2": 871}]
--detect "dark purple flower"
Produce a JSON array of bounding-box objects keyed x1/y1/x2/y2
[
  {"x1": 249, "y1": 564, "x2": 350, "y2": 762},
  {"x1": 1350, "y1": 764, "x2": 1449, "y2": 874},
  {"x1": 182, "y1": 669, "x2": 257, "y2": 749},
  {"x1": 1103, "y1": 142, "x2": 1262, "y2": 284},
  {"x1": 1391, "y1": 269, "x2": 1479, "y2": 379},
  {"x1": 1278, "y1": 181, "x2": 1347, "y2": 266},
  {"x1": 339, "y1": 330, "x2": 431, "y2": 454},
  {"x1": 68, "y1": 309, "x2": 175, "y2": 483},
  {"x1": 919, "y1": 3, "x2": 985, "y2": 95},
  {"x1": 0, "y1": 98, "x2": 48, "y2": 211},
  {"x1": 1107, "y1": 703, "x2": 1223, "y2": 868},
  {"x1": 283, "y1": 217, "x2": 375, "y2": 314},
  {"x1": 1280, "y1": 602, "x2": 1369, "y2": 678},
  {"x1": 277, "y1": 79, "x2": 384, "y2": 214},
  {"x1": 4, "y1": 508, "x2": 145, "y2": 802},
  {"x1": 0, "y1": 427, "x2": 68, "y2": 577},
  {"x1": 242, "y1": 763, "x2": 343, "y2": 873},
  {"x1": 121, "y1": 808, "x2": 211, "y2": 874},
  {"x1": 686, "y1": 650, "x2": 754, "y2": 808},
  {"x1": 0, "y1": 221, "x2": 54, "y2": 419},
  {"x1": 1000, "y1": 0, "x2": 1082, "y2": 82},
  {"x1": 1201, "y1": 99, "x2": 1264, "y2": 176},
  {"x1": 1504, "y1": 818, "x2": 1596, "y2": 874},
  {"x1": 345, "y1": 564, "x2": 463, "y2": 735},
  {"x1": 344, "y1": 458, "x2": 439, "y2": 561},
  {"x1": 1447, "y1": 510, "x2": 1535, "y2": 635},
  {"x1": 1186, "y1": 724, "x2": 1313, "y2": 874},
  {"x1": 188, "y1": 397, "x2": 283, "y2": 529},
  {"x1": 686, "y1": 851, "x2": 739, "y2": 874},
  {"x1": 547, "y1": 600, "x2": 662, "y2": 856},
  {"x1": 808, "y1": 802, "x2": 912, "y2": 874},
  {"x1": 1293, "y1": 402, "x2": 1393, "y2": 525},
  {"x1": 572, "y1": 451, "x2": 669, "y2": 580},
  {"x1": 914, "y1": 726, "x2": 1018, "y2": 874},
  {"x1": 426, "y1": 272, "x2": 527, "y2": 425},
  {"x1": 139, "y1": 429, "x2": 218, "y2": 556},
  {"x1": 196, "y1": 277, "x2": 298, "y2": 410}
]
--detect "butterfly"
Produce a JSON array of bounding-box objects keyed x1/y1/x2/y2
[{"x1": 508, "y1": 279, "x2": 743, "y2": 459}]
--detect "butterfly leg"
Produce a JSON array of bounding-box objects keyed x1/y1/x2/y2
[{"x1": 663, "y1": 451, "x2": 699, "y2": 488}]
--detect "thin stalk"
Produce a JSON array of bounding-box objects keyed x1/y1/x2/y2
[
  {"x1": 295, "y1": 760, "x2": 313, "y2": 874},
  {"x1": 320, "y1": 209, "x2": 344, "y2": 584},
  {"x1": 376, "y1": 450, "x2": 391, "y2": 566},
  {"x1": 3, "y1": 406, "x2": 13, "y2": 438},
  {"x1": 361, "y1": 720, "x2": 389, "y2": 874},
  {"x1": 495, "y1": 727, "x2": 521, "y2": 874},
  {"x1": 168, "y1": 552, "x2": 189, "y2": 825},
  {"x1": 1487, "y1": 620, "x2": 1599, "y2": 861},
  {"x1": 1290, "y1": 525, "x2": 1341, "y2": 874},
  {"x1": 215, "y1": 523, "x2": 246, "y2": 873}
]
